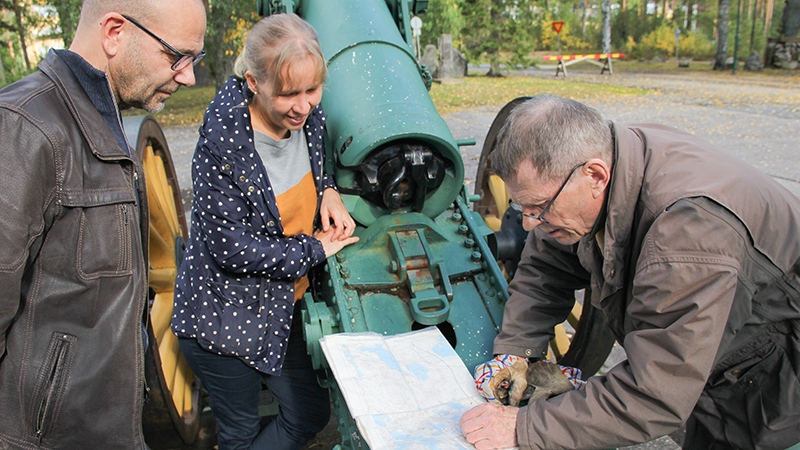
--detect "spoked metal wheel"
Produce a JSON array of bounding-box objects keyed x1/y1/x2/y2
[
  {"x1": 472, "y1": 97, "x2": 616, "y2": 377},
  {"x1": 124, "y1": 116, "x2": 201, "y2": 449}
]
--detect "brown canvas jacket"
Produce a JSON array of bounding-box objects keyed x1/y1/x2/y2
[
  {"x1": 495, "y1": 122, "x2": 800, "y2": 449},
  {"x1": 0, "y1": 51, "x2": 149, "y2": 449}
]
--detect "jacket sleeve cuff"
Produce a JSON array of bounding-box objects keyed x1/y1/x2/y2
[
  {"x1": 515, "y1": 403, "x2": 536, "y2": 449},
  {"x1": 321, "y1": 173, "x2": 337, "y2": 192},
  {"x1": 492, "y1": 343, "x2": 549, "y2": 361},
  {"x1": 308, "y1": 234, "x2": 328, "y2": 266}
]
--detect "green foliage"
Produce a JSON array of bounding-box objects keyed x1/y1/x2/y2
[
  {"x1": 126, "y1": 84, "x2": 218, "y2": 126},
  {"x1": 537, "y1": 9, "x2": 594, "y2": 52},
  {"x1": 204, "y1": 0, "x2": 259, "y2": 89},
  {"x1": 460, "y1": 0, "x2": 502, "y2": 68},
  {"x1": 47, "y1": 0, "x2": 81, "y2": 47},
  {"x1": 429, "y1": 74, "x2": 649, "y2": 114},
  {"x1": 409, "y1": 0, "x2": 791, "y2": 69},
  {"x1": 0, "y1": 45, "x2": 36, "y2": 87},
  {"x1": 420, "y1": 0, "x2": 465, "y2": 48},
  {"x1": 625, "y1": 24, "x2": 714, "y2": 58}
]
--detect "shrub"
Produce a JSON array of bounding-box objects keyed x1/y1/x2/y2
[{"x1": 631, "y1": 25, "x2": 714, "y2": 59}]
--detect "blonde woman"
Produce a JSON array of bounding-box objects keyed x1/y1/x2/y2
[{"x1": 172, "y1": 14, "x2": 357, "y2": 450}]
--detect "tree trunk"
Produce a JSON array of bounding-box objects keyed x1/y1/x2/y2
[
  {"x1": 715, "y1": 0, "x2": 731, "y2": 69},
  {"x1": 486, "y1": 61, "x2": 503, "y2": 77},
  {"x1": 602, "y1": 0, "x2": 611, "y2": 53},
  {"x1": 686, "y1": 0, "x2": 694, "y2": 30},
  {"x1": 582, "y1": 0, "x2": 590, "y2": 39},
  {"x1": 12, "y1": 0, "x2": 30, "y2": 70},
  {"x1": 765, "y1": 0, "x2": 774, "y2": 40},
  {"x1": 783, "y1": 0, "x2": 800, "y2": 36},
  {"x1": 622, "y1": 0, "x2": 628, "y2": 40},
  {"x1": 750, "y1": 0, "x2": 760, "y2": 50}
]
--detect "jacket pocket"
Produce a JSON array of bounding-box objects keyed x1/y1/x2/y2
[
  {"x1": 77, "y1": 202, "x2": 133, "y2": 279},
  {"x1": 693, "y1": 336, "x2": 800, "y2": 450},
  {"x1": 27, "y1": 332, "x2": 76, "y2": 444},
  {"x1": 193, "y1": 281, "x2": 267, "y2": 357}
]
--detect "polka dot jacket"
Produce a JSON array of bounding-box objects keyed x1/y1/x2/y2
[{"x1": 171, "y1": 75, "x2": 336, "y2": 375}]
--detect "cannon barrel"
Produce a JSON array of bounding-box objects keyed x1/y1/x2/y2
[{"x1": 302, "y1": 0, "x2": 464, "y2": 226}]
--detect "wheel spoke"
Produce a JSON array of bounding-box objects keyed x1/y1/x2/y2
[{"x1": 126, "y1": 115, "x2": 200, "y2": 446}]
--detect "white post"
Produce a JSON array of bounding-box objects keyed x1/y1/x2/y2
[{"x1": 410, "y1": 16, "x2": 423, "y2": 61}]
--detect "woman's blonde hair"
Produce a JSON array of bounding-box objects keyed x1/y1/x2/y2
[{"x1": 233, "y1": 14, "x2": 326, "y2": 93}]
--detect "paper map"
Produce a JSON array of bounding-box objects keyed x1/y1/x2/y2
[{"x1": 319, "y1": 327, "x2": 516, "y2": 450}]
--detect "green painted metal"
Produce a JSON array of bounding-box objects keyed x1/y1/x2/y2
[
  {"x1": 300, "y1": 0, "x2": 464, "y2": 226},
  {"x1": 304, "y1": 188, "x2": 508, "y2": 373}
]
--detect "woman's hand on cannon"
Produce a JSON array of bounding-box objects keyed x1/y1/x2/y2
[
  {"x1": 320, "y1": 188, "x2": 356, "y2": 241},
  {"x1": 314, "y1": 227, "x2": 358, "y2": 259}
]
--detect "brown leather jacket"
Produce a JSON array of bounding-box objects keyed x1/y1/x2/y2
[
  {"x1": 0, "y1": 51, "x2": 149, "y2": 449},
  {"x1": 496, "y1": 123, "x2": 800, "y2": 449}
]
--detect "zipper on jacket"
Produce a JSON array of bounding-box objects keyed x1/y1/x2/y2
[
  {"x1": 143, "y1": 376, "x2": 151, "y2": 403},
  {"x1": 133, "y1": 169, "x2": 140, "y2": 206},
  {"x1": 122, "y1": 204, "x2": 131, "y2": 271},
  {"x1": 34, "y1": 337, "x2": 70, "y2": 444}
]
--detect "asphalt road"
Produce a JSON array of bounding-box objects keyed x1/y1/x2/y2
[{"x1": 160, "y1": 68, "x2": 799, "y2": 450}]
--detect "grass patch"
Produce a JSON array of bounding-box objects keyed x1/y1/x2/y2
[
  {"x1": 429, "y1": 75, "x2": 650, "y2": 115},
  {"x1": 123, "y1": 84, "x2": 217, "y2": 127},
  {"x1": 611, "y1": 59, "x2": 715, "y2": 73},
  {"x1": 141, "y1": 74, "x2": 650, "y2": 126}
]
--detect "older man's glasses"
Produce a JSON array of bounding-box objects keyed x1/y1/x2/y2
[
  {"x1": 122, "y1": 15, "x2": 205, "y2": 71},
  {"x1": 508, "y1": 162, "x2": 587, "y2": 224}
]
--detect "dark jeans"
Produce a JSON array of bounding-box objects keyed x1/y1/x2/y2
[{"x1": 179, "y1": 303, "x2": 330, "y2": 450}]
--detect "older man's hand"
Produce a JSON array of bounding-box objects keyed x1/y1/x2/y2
[{"x1": 458, "y1": 402, "x2": 519, "y2": 450}]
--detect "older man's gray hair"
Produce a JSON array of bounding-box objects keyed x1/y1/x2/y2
[{"x1": 490, "y1": 95, "x2": 613, "y2": 182}]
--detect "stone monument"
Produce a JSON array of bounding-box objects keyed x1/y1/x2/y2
[
  {"x1": 421, "y1": 44, "x2": 439, "y2": 79},
  {"x1": 438, "y1": 34, "x2": 467, "y2": 79}
]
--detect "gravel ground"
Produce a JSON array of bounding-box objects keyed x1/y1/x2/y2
[{"x1": 160, "y1": 67, "x2": 799, "y2": 450}]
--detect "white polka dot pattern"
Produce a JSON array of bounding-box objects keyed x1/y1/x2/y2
[{"x1": 171, "y1": 75, "x2": 338, "y2": 375}]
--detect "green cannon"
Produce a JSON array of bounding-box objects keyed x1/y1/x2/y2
[{"x1": 266, "y1": 2, "x2": 503, "y2": 362}]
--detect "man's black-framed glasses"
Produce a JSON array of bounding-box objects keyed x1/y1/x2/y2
[
  {"x1": 508, "y1": 161, "x2": 587, "y2": 224},
  {"x1": 122, "y1": 15, "x2": 205, "y2": 71}
]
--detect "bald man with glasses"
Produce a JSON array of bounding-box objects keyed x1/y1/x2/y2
[
  {"x1": 0, "y1": 0, "x2": 205, "y2": 448},
  {"x1": 460, "y1": 95, "x2": 800, "y2": 450}
]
